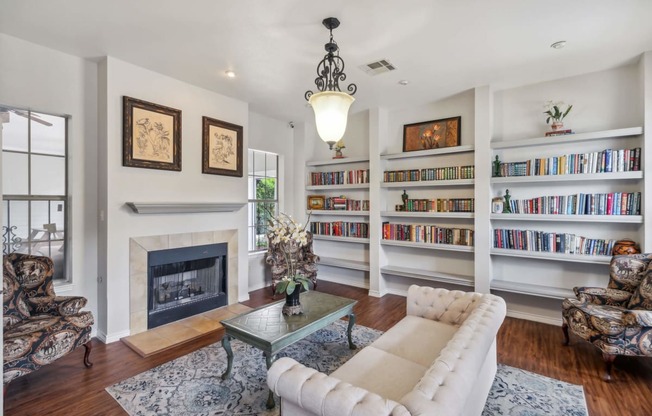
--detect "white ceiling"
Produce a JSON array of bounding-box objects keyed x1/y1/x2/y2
[{"x1": 2, "y1": 0, "x2": 652, "y2": 123}]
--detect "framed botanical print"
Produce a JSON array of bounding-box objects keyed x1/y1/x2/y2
[
  {"x1": 123, "y1": 96, "x2": 182, "y2": 171},
  {"x1": 202, "y1": 116, "x2": 243, "y2": 177},
  {"x1": 403, "y1": 116, "x2": 461, "y2": 152}
]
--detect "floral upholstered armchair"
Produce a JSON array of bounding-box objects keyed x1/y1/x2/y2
[
  {"x1": 562, "y1": 253, "x2": 652, "y2": 381},
  {"x1": 265, "y1": 232, "x2": 319, "y2": 295},
  {"x1": 3, "y1": 253, "x2": 94, "y2": 392}
]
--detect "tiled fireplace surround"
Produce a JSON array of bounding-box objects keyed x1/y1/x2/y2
[{"x1": 129, "y1": 229, "x2": 239, "y2": 335}]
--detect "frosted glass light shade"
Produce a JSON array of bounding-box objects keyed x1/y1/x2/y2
[{"x1": 309, "y1": 91, "x2": 355, "y2": 148}]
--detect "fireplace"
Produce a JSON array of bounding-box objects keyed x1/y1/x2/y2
[{"x1": 147, "y1": 243, "x2": 228, "y2": 328}]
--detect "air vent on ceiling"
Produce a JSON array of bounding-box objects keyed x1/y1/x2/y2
[{"x1": 360, "y1": 59, "x2": 397, "y2": 76}]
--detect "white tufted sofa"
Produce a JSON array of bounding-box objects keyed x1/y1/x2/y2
[{"x1": 267, "y1": 285, "x2": 506, "y2": 416}]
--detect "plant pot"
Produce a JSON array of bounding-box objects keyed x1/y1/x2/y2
[
  {"x1": 612, "y1": 239, "x2": 641, "y2": 256},
  {"x1": 282, "y1": 288, "x2": 303, "y2": 315},
  {"x1": 551, "y1": 121, "x2": 564, "y2": 131}
]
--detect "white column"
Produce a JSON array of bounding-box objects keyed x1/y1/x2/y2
[
  {"x1": 368, "y1": 107, "x2": 388, "y2": 297},
  {"x1": 640, "y1": 52, "x2": 652, "y2": 252}
]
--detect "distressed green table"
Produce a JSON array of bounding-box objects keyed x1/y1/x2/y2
[{"x1": 220, "y1": 291, "x2": 357, "y2": 409}]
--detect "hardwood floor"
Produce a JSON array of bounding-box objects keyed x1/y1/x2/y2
[{"x1": 5, "y1": 281, "x2": 652, "y2": 415}]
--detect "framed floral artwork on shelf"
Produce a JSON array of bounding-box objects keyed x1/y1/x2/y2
[
  {"x1": 307, "y1": 195, "x2": 325, "y2": 210},
  {"x1": 202, "y1": 116, "x2": 243, "y2": 177},
  {"x1": 123, "y1": 96, "x2": 182, "y2": 171},
  {"x1": 402, "y1": 116, "x2": 461, "y2": 152}
]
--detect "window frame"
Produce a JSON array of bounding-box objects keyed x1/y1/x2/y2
[
  {"x1": 248, "y1": 149, "x2": 279, "y2": 253},
  {"x1": 1, "y1": 106, "x2": 70, "y2": 283}
]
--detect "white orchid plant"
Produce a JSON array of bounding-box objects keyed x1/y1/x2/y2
[
  {"x1": 267, "y1": 211, "x2": 313, "y2": 296},
  {"x1": 543, "y1": 100, "x2": 573, "y2": 125}
]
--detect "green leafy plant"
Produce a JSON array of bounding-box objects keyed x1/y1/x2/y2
[
  {"x1": 543, "y1": 101, "x2": 573, "y2": 124},
  {"x1": 267, "y1": 212, "x2": 313, "y2": 295}
]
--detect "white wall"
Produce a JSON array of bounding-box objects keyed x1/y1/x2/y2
[
  {"x1": 247, "y1": 111, "x2": 295, "y2": 292},
  {"x1": 0, "y1": 33, "x2": 99, "y2": 327},
  {"x1": 98, "y1": 57, "x2": 250, "y2": 341}
]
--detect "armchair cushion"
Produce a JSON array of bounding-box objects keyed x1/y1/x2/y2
[
  {"x1": 627, "y1": 270, "x2": 652, "y2": 310},
  {"x1": 573, "y1": 287, "x2": 632, "y2": 306}
]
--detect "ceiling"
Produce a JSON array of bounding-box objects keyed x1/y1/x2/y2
[{"x1": 2, "y1": 0, "x2": 652, "y2": 123}]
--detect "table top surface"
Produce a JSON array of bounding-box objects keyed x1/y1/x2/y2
[{"x1": 221, "y1": 291, "x2": 357, "y2": 346}]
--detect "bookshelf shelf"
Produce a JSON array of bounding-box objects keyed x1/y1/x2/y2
[
  {"x1": 490, "y1": 213, "x2": 643, "y2": 223},
  {"x1": 491, "y1": 171, "x2": 642, "y2": 184},
  {"x1": 382, "y1": 179, "x2": 474, "y2": 188},
  {"x1": 312, "y1": 235, "x2": 370, "y2": 244},
  {"x1": 308, "y1": 210, "x2": 370, "y2": 217},
  {"x1": 318, "y1": 256, "x2": 370, "y2": 271},
  {"x1": 490, "y1": 279, "x2": 575, "y2": 299},
  {"x1": 381, "y1": 240, "x2": 474, "y2": 252},
  {"x1": 306, "y1": 156, "x2": 370, "y2": 166},
  {"x1": 491, "y1": 127, "x2": 643, "y2": 149},
  {"x1": 306, "y1": 183, "x2": 370, "y2": 191},
  {"x1": 381, "y1": 211, "x2": 474, "y2": 219},
  {"x1": 381, "y1": 265, "x2": 474, "y2": 287},
  {"x1": 381, "y1": 145, "x2": 475, "y2": 160},
  {"x1": 490, "y1": 248, "x2": 611, "y2": 264}
]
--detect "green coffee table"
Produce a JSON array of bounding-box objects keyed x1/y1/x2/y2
[{"x1": 220, "y1": 291, "x2": 357, "y2": 409}]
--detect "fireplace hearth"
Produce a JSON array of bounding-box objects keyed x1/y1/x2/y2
[{"x1": 147, "y1": 243, "x2": 227, "y2": 328}]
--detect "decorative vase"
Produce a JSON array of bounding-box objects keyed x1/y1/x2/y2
[
  {"x1": 551, "y1": 121, "x2": 564, "y2": 131},
  {"x1": 612, "y1": 238, "x2": 641, "y2": 256},
  {"x1": 282, "y1": 288, "x2": 303, "y2": 315}
]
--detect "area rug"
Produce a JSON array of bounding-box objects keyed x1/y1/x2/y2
[{"x1": 107, "y1": 321, "x2": 587, "y2": 416}]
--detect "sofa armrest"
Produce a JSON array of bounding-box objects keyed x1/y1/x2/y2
[
  {"x1": 27, "y1": 295, "x2": 88, "y2": 316},
  {"x1": 573, "y1": 287, "x2": 631, "y2": 306},
  {"x1": 623, "y1": 310, "x2": 652, "y2": 326},
  {"x1": 267, "y1": 357, "x2": 410, "y2": 416}
]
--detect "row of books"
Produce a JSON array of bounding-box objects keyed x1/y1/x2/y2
[
  {"x1": 384, "y1": 165, "x2": 475, "y2": 183},
  {"x1": 504, "y1": 192, "x2": 641, "y2": 216},
  {"x1": 495, "y1": 147, "x2": 641, "y2": 177},
  {"x1": 323, "y1": 197, "x2": 369, "y2": 211},
  {"x1": 382, "y1": 223, "x2": 474, "y2": 246},
  {"x1": 310, "y1": 222, "x2": 369, "y2": 238},
  {"x1": 396, "y1": 198, "x2": 475, "y2": 213},
  {"x1": 493, "y1": 228, "x2": 616, "y2": 256},
  {"x1": 310, "y1": 169, "x2": 370, "y2": 185}
]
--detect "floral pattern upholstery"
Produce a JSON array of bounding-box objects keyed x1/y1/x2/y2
[
  {"x1": 265, "y1": 232, "x2": 319, "y2": 292},
  {"x1": 562, "y1": 253, "x2": 652, "y2": 379},
  {"x1": 3, "y1": 253, "x2": 94, "y2": 387}
]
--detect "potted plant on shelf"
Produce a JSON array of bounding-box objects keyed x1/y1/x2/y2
[
  {"x1": 543, "y1": 101, "x2": 573, "y2": 133},
  {"x1": 333, "y1": 139, "x2": 346, "y2": 159},
  {"x1": 267, "y1": 212, "x2": 313, "y2": 315}
]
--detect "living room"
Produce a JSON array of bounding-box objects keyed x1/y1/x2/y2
[{"x1": 2, "y1": 1, "x2": 652, "y2": 415}]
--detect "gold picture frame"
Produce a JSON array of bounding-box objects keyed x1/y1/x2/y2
[
  {"x1": 123, "y1": 96, "x2": 182, "y2": 171},
  {"x1": 307, "y1": 195, "x2": 325, "y2": 210},
  {"x1": 403, "y1": 116, "x2": 461, "y2": 152},
  {"x1": 202, "y1": 116, "x2": 243, "y2": 177}
]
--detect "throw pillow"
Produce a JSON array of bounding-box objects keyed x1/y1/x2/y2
[{"x1": 628, "y1": 270, "x2": 652, "y2": 310}]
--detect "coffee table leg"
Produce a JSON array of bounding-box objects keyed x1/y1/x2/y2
[
  {"x1": 347, "y1": 313, "x2": 357, "y2": 350},
  {"x1": 221, "y1": 335, "x2": 233, "y2": 380},
  {"x1": 264, "y1": 351, "x2": 276, "y2": 409}
]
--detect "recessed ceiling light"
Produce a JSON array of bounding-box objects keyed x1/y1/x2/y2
[
  {"x1": 550, "y1": 41, "x2": 566, "y2": 49},
  {"x1": 225, "y1": 70, "x2": 236, "y2": 78},
  {"x1": 398, "y1": 80, "x2": 409, "y2": 86}
]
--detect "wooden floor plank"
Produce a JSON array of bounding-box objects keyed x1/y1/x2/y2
[{"x1": 4, "y1": 281, "x2": 651, "y2": 415}]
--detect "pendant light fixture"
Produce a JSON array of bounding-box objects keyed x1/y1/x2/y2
[{"x1": 305, "y1": 17, "x2": 357, "y2": 149}]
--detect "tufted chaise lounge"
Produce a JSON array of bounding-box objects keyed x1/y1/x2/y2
[
  {"x1": 267, "y1": 285, "x2": 507, "y2": 416},
  {"x1": 3, "y1": 253, "x2": 94, "y2": 392}
]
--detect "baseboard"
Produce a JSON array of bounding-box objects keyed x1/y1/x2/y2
[
  {"x1": 506, "y1": 309, "x2": 562, "y2": 326},
  {"x1": 319, "y1": 275, "x2": 369, "y2": 290},
  {"x1": 385, "y1": 287, "x2": 408, "y2": 297},
  {"x1": 248, "y1": 281, "x2": 268, "y2": 293},
  {"x1": 96, "y1": 329, "x2": 131, "y2": 344}
]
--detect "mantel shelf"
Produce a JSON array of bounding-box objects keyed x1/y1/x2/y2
[{"x1": 125, "y1": 202, "x2": 245, "y2": 214}]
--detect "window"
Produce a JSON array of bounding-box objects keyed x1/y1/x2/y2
[
  {"x1": 1, "y1": 107, "x2": 69, "y2": 281},
  {"x1": 248, "y1": 149, "x2": 278, "y2": 252}
]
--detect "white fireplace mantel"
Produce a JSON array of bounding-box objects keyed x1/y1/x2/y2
[{"x1": 125, "y1": 202, "x2": 245, "y2": 214}]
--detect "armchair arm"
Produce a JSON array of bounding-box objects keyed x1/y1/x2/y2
[
  {"x1": 623, "y1": 310, "x2": 652, "y2": 326},
  {"x1": 573, "y1": 287, "x2": 631, "y2": 306},
  {"x1": 267, "y1": 357, "x2": 410, "y2": 416},
  {"x1": 27, "y1": 295, "x2": 88, "y2": 316}
]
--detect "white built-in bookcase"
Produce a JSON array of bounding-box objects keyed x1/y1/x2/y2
[{"x1": 301, "y1": 57, "x2": 652, "y2": 322}]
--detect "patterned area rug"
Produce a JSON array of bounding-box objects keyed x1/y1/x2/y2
[{"x1": 107, "y1": 321, "x2": 587, "y2": 415}]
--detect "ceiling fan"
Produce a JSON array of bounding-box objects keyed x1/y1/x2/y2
[{"x1": 0, "y1": 106, "x2": 52, "y2": 126}]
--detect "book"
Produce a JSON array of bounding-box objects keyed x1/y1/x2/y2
[{"x1": 544, "y1": 129, "x2": 574, "y2": 137}]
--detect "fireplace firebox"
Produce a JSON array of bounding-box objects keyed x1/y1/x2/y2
[{"x1": 147, "y1": 243, "x2": 227, "y2": 329}]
